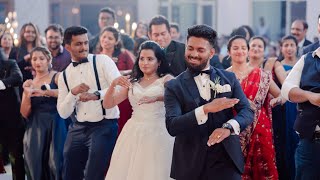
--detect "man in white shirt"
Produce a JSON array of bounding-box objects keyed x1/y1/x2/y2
[
  {"x1": 57, "y1": 26, "x2": 121, "y2": 180},
  {"x1": 281, "y1": 47, "x2": 320, "y2": 180}
]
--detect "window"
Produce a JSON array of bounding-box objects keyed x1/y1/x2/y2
[{"x1": 159, "y1": 0, "x2": 216, "y2": 40}]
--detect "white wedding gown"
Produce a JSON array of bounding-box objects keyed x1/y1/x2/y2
[{"x1": 105, "y1": 76, "x2": 174, "y2": 180}]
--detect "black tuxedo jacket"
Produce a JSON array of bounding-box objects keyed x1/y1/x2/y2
[
  {"x1": 0, "y1": 59, "x2": 23, "y2": 127},
  {"x1": 303, "y1": 39, "x2": 312, "y2": 47},
  {"x1": 165, "y1": 40, "x2": 187, "y2": 77},
  {"x1": 302, "y1": 41, "x2": 320, "y2": 55},
  {"x1": 164, "y1": 67, "x2": 253, "y2": 180}
]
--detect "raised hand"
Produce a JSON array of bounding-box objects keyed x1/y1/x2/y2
[
  {"x1": 138, "y1": 96, "x2": 158, "y2": 105},
  {"x1": 203, "y1": 97, "x2": 239, "y2": 114},
  {"x1": 22, "y1": 80, "x2": 34, "y2": 97},
  {"x1": 24, "y1": 54, "x2": 31, "y2": 62},
  {"x1": 23, "y1": 79, "x2": 33, "y2": 89},
  {"x1": 112, "y1": 75, "x2": 131, "y2": 89},
  {"x1": 71, "y1": 83, "x2": 90, "y2": 95}
]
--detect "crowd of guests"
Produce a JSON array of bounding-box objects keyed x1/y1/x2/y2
[{"x1": 0, "y1": 5, "x2": 320, "y2": 180}]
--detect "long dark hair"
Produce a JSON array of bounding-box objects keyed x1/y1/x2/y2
[
  {"x1": 18, "y1": 22, "x2": 41, "y2": 48},
  {"x1": 227, "y1": 35, "x2": 249, "y2": 51},
  {"x1": 130, "y1": 41, "x2": 170, "y2": 82}
]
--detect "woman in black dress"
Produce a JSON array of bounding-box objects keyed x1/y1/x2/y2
[{"x1": 20, "y1": 46, "x2": 66, "y2": 180}]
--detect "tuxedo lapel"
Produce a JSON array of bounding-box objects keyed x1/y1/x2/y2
[
  {"x1": 209, "y1": 67, "x2": 217, "y2": 83},
  {"x1": 182, "y1": 70, "x2": 201, "y2": 107}
]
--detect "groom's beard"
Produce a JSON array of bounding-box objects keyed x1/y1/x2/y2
[{"x1": 186, "y1": 55, "x2": 209, "y2": 73}]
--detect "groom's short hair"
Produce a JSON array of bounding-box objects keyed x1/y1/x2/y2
[{"x1": 187, "y1": 25, "x2": 217, "y2": 48}]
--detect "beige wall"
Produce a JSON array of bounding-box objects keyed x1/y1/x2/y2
[
  {"x1": 216, "y1": 0, "x2": 250, "y2": 36},
  {"x1": 15, "y1": 0, "x2": 49, "y2": 35},
  {"x1": 306, "y1": 0, "x2": 320, "y2": 40}
]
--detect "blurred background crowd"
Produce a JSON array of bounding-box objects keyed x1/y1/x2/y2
[{"x1": 0, "y1": 0, "x2": 320, "y2": 180}]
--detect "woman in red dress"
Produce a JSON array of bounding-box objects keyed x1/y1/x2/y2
[
  {"x1": 99, "y1": 26, "x2": 135, "y2": 134},
  {"x1": 227, "y1": 35, "x2": 283, "y2": 180}
]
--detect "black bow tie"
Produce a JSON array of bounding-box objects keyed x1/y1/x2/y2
[
  {"x1": 193, "y1": 69, "x2": 212, "y2": 77},
  {"x1": 72, "y1": 58, "x2": 89, "y2": 67}
]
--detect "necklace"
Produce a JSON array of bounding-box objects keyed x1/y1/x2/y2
[
  {"x1": 231, "y1": 68, "x2": 248, "y2": 82},
  {"x1": 143, "y1": 74, "x2": 158, "y2": 81},
  {"x1": 34, "y1": 71, "x2": 50, "y2": 81}
]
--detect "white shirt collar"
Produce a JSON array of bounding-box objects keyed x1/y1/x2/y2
[
  {"x1": 298, "y1": 38, "x2": 306, "y2": 48},
  {"x1": 312, "y1": 47, "x2": 320, "y2": 58}
]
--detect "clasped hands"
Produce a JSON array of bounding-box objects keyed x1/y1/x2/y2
[
  {"x1": 71, "y1": 83, "x2": 99, "y2": 102},
  {"x1": 23, "y1": 80, "x2": 48, "y2": 97},
  {"x1": 270, "y1": 96, "x2": 286, "y2": 107},
  {"x1": 204, "y1": 97, "x2": 239, "y2": 147}
]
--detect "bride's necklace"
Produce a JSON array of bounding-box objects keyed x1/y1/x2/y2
[{"x1": 143, "y1": 74, "x2": 158, "y2": 81}]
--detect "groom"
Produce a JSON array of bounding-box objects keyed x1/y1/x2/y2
[{"x1": 164, "y1": 25, "x2": 254, "y2": 180}]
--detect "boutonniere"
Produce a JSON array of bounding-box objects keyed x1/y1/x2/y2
[{"x1": 208, "y1": 76, "x2": 231, "y2": 98}]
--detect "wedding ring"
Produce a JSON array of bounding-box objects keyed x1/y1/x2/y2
[{"x1": 216, "y1": 135, "x2": 221, "y2": 139}]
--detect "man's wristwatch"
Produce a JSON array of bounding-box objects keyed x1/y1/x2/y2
[
  {"x1": 222, "y1": 123, "x2": 234, "y2": 134},
  {"x1": 93, "y1": 91, "x2": 101, "y2": 99}
]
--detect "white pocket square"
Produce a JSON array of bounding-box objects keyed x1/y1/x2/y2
[{"x1": 216, "y1": 84, "x2": 231, "y2": 93}]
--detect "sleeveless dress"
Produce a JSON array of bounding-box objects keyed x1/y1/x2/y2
[
  {"x1": 283, "y1": 64, "x2": 299, "y2": 180},
  {"x1": 106, "y1": 76, "x2": 174, "y2": 180},
  {"x1": 23, "y1": 74, "x2": 67, "y2": 180}
]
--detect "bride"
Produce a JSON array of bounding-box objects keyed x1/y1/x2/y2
[{"x1": 104, "y1": 41, "x2": 174, "y2": 180}]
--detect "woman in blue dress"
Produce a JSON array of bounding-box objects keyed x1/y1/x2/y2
[
  {"x1": 279, "y1": 35, "x2": 299, "y2": 180},
  {"x1": 20, "y1": 46, "x2": 66, "y2": 180}
]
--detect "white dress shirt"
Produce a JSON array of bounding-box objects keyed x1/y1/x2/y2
[
  {"x1": 298, "y1": 38, "x2": 306, "y2": 49},
  {"x1": 193, "y1": 68, "x2": 240, "y2": 135},
  {"x1": 281, "y1": 47, "x2": 320, "y2": 131},
  {"x1": 57, "y1": 54, "x2": 121, "y2": 122},
  {"x1": 0, "y1": 80, "x2": 5, "y2": 90}
]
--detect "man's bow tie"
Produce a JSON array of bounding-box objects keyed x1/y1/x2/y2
[
  {"x1": 72, "y1": 58, "x2": 89, "y2": 67},
  {"x1": 193, "y1": 69, "x2": 212, "y2": 77}
]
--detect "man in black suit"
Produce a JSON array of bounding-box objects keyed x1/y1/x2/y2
[
  {"x1": 148, "y1": 15, "x2": 187, "y2": 76},
  {"x1": 302, "y1": 14, "x2": 320, "y2": 55},
  {"x1": 291, "y1": 20, "x2": 312, "y2": 48},
  {"x1": 291, "y1": 19, "x2": 312, "y2": 57},
  {"x1": 164, "y1": 25, "x2": 254, "y2": 180},
  {"x1": 0, "y1": 48, "x2": 25, "y2": 180}
]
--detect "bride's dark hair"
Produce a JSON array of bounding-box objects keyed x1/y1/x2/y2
[{"x1": 130, "y1": 41, "x2": 170, "y2": 83}]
